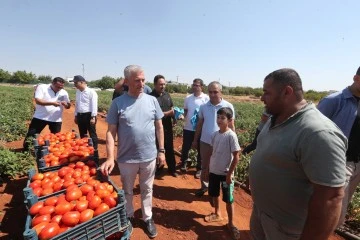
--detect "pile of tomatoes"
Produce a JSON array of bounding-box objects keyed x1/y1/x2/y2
[
  {"x1": 36, "y1": 132, "x2": 77, "y2": 146},
  {"x1": 29, "y1": 161, "x2": 97, "y2": 197},
  {"x1": 39, "y1": 135, "x2": 95, "y2": 167},
  {"x1": 29, "y1": 177, "x2": 119, "y2": 239}
]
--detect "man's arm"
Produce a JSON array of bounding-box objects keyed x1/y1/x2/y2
[
  {"x1": 155, "y1": 119, "x2": 166, "y2": 167},
  {"x1": 192, "y1": 118, "x2": 204, "y2": 149},
  {"x1": 100, "y1": 124, "x2": 117, "y2": 176},
  {"x1": 300, "y1": 184, "x2": 344, "y2": 240},
  {"x1": 163, "y1": 108, "x2": 174, "y2": 117},
  {"x1": 229, "y1": 118, "x2": 235, "y2": 132}
]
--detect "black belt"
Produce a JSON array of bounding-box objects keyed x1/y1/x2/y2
[
  {"x1": 347, "y1": 155, "x2": 360, "y2": 163},
  {"x1": 77, "y1": 112, "x2": 91, "y2": 116}
]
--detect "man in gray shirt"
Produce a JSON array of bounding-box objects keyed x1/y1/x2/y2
[
  {"x1": 249, "y1": 68, "x2": 347, "y2": 240},
  {"x1": 100, "y1": 65, "x2": 165, "y2": 239}
]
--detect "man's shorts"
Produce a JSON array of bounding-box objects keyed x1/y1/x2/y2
[{"x1": 208, "y1": 172, "x2": 234, "y2": 203}]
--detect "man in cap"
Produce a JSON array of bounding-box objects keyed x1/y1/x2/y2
[
  {"x1": 72, "y1": 75, "x2": 99, "y2": 156},
  {"x1": 23, "y1": 77, "x2": 71, "y2": 150},
  {"x1": 317, "y1": 66, "x2": 360, "y2": 228}
]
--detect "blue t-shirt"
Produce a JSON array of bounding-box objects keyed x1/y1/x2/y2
[{"x1": 106, "y1": 92, "x2": 164, "y2": 163}]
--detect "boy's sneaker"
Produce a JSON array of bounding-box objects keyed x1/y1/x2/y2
[
  {"x1": 145, "y1": 218, "x2": 157, "y2": 238},
  {"x1": 195, "y1": 170, "x2": 201, "y2": 179}
]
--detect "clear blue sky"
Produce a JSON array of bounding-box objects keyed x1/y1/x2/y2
[{"x1": 0, "y1": 0, "x2": 359, "y2": 91}]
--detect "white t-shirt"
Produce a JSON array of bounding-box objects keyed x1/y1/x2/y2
[
  {"x1": 33, "y1": 84, "x2": 70, "y2": 122},
  {"x1": 209, "y1": 129, "x2": 241, "y2": 175},
  {"x1": 183, "y1": 93, "x2": 209, "y2": 131}
]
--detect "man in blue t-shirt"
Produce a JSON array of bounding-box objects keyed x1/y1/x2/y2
[
  {"x1": 100, "y1": 65, "x2": 165, "y2": 239},
  {"x1": 317, "y1": 66, "x2": 360, "y2": 228}
]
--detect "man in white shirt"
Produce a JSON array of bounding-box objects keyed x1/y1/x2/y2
[
  {"x1": 23, "y1": 77, "x2": 71, "y2": 150},
  {"x1": 192, "y1": 81, "x2": 235, "y2": 197},
  {"x1": 180, "y1": 78, "x2": 209, "y2": 179},
  {"x1": 72, "y1": 75, "x2": 99, "y2": 154}
]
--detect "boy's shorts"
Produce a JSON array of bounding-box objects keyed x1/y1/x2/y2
[{"x1": 208, "y1": 172, "x2": 234, "y2": 203}]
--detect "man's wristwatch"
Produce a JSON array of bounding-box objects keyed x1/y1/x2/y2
[{"x1": 158, "y1": 148, "x2": 165, "y2": 154}]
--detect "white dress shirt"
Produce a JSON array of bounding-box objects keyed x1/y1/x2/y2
[{"x1": 75, "y1": 87, "x2": 98, "y2": 117}]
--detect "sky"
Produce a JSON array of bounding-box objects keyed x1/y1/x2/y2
[{"x1": 0, "y1": 0, "x2": 359, "y2": 91}]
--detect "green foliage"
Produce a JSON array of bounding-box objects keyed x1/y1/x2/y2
[
  {"x1": 304, "y1": 90, "x2": 329, "y2": 102},
  {"x1": 10, "y1": 70, "x2": 37, "y2": 84},
  {"x1": 0, "y1": 147, "x2": 35, "y2": 179},
  {"x1": 0, "y1": 86, "x2": 34, "y2": 141},
  {"x1": 90, "y1": 76, "x2": 117, "y2": 90},
  {"x1": 38, "y1": 75, "x2": 52, "y2": 83},
  {"x1": 0, "y1": 69, "x2": 12, "y2": 82}
]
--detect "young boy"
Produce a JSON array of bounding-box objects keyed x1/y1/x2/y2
[{"x1": 204, "y1": 107, "x2": 241, "y2": 240}]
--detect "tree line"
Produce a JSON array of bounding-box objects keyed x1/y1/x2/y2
[{"x1": 0, "y1": 68, "x2": 329, "y2": 101}]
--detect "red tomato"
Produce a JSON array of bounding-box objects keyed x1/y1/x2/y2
[
  {"x1": 89, "y1": 168, "x2": 97, "y2": 176},
  {"x1": 41, "y1": 188, "x2": 54, "y2": 196},
  {"x1": 56, "y1": 195, "x2": 67, "y2": 205},
  {"x1": 75, "y1": 200, "x2": 88, "y2": 212},
  {"x1": 62, "y1": 180, "x2": 75, "y2": 189},
  {"x1": 55, "y1": 202, "x2": 72, "y2": 215},
  {"x1": 31, "y1": 173, "x2": 44, "y2": 181},
  {"x1": 58, "y1": 225, "x2": 71, "y2": 234},
  {"x1": 72, "y1": 171, "x2": 82, "y2": 179},
  {"x1": 75, "y1": 161, "x2": 85, "y2": 168},
  {"x1": 86, "y1": 190, "x2": 96, "y2": 201},
  {"x1": 66, "y1": 188, "x2": 82, "y2": 202},
  {"x1": 63, "y1": 173, "x2": 73, "y2": 181},
  {"x1": 39, "y1": 206, "x2": 55, "y2": 216},
  {"x1": 80, "y1": 184, "x2": 93, "y2": 195},
  {"x1": 96, "y1": 189, "x2": 111, "y2": 199},
  {"x1": 53, "y1": 182, "x2": 63, "y2": 192},
  {"x1": 88, "y1": 195, "x2": 102, "y2": 210},
  {"x1": 94, "y1": 203, "x2": 110, "y2": 217},
  {"x1": 106, "y1": 185, "x2": 114, "y2": 193},
  {"x1": 32, "y1": 214, "x2": 51, "y2": 227},
  {"x1": 57, "y1": 168, "x2": 68, "y2": 178},
  {"x1": 39, "y1": 222, "x2": 60, "y2": 240},
  {"x1": 32, "y1": 222, "x2": 48, "y2": 235},
  {"x1": 29, "y1": 180, "x2": 42, "y2": 189},
  {"x1": 42, "y1": 181, "x2": 54, "y2": 190},
  {"x1": 79, "y1": 209, "x2": 94, "y2": 223},
  {"x1": 95, "y1": 183, "x2": 107, "y2": 191},
  {"x1": 103, "y1": 196, "x2": 117, "y2": 208},
  {"x1": 29, "y1": 201, "x2": 44, "y2": 216},
  {"x1": 61, "y1": 211, "x2": 80, "y2": 226},
  {"x1": 51, "y1": 215, "x2": 62, "y2": 224},
  {"x1": 44, "y1": 196, "x2": 58, "y2": 206},
  {"x1": 74, "y1": 177, "x2": 84, "y2": 184}
]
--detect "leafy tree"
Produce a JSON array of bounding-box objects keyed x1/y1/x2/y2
[
  {"x1": 0, "y1": 69, "x2": 12, "y2": 82},
  {"x1": 10, "y1": 70, "x2": 36, "y2": 84},
  {"x1": 96, "y1": 76, "x2": 116, "y2": 89},
  {"x1": 38, "y1": 75, "x2": 52, "y2": 83}
]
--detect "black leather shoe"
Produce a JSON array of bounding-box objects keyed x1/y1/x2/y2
[{"x1": 145, "y1": 218, "x2": 157, "y2": 238}]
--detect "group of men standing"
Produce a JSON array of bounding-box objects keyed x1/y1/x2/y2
[{"x1": 23, "y1": 64, "x2": 360, "y2": 240}]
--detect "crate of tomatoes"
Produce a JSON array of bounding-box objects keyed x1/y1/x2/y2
[
  {"x1": 35, "y1": 136, "x2": 96, "y2": 173},
  {"x1": 24, "y1": 160, "x2": 98, "y2": 202},
  {"x1": 23, "y1": 174, "x2": 130, "y2": 240}
]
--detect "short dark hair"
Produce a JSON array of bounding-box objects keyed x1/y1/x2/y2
[
  {"x1": 356, "y1": 66, "x2": 360, "y2": 76},
  {"x1": 52, "y1": 77, "x2": 65, "y2": 83},
  {"x1": 264, "y1": 68, "x2": 303, "y2": 100},
  {"x1": 217, "y1": 107, "x2": 233, "y2": 119},
  {"x1": 193, "y1": 78, "x2": 204, "y2": 86},
  {"x1": 154, "y1": 74, "x2": 165, "y2": 84}
]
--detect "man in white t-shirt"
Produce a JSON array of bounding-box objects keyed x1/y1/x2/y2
[
  {"x1": 23, "y1": 77, "x2": 71, "y2": 150},
  {"x1": 192, "y1": 81, "x2": 235, "y2": 196},
  {"x1": 180, "y1": 78, "x2": 209, "y2": 179}
]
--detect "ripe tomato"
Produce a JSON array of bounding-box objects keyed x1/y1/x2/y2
[
  {"x1": 66, "y1": 188, "x2": 82, "y2": 202},
  {"x1": 32, "y1": 187, "x2": 43, "y2": 197},
  {"x1": 42, "y1": 181, "x2": 54, "y2": 190},
  {"x1": 62, "y1": 180, "x2": 75, "y2": 189},
  {"x1": 62, "y1": 211, "x2": 80, "y2": 226},
  {"x1": 88, "y1": 195, "x2": 102, "y2": 210},
  {"x1": 32, "y1": 222, "x2": 48, "y2": 235},
  {"x1": 75, "y1": 161, "x2": 85, "y2": 168},
  {"x1": 74, "y1": 177, "x2": 84, "y2": 184},
  {"x1": 44, "y1": 196, "x2": 58, "y2": 206},
  {"x1": 75, "y1": 200, "x2": 89, "y2": 212},
  {"x1": 58, "y1": 225, "x2": 71, "y2": 234},
  {"x1": 29, "y1": 180, "x2": 42, "y2": 189},
  {"x1": 80, "y1": 184, "x2": 93, "y2": 195},
  {"x1": 39, "y1": 222, "x2": 60, "y2": 240},
  {"x1": 103, "y1": 196, "x2": 117, "y2": 208},
  {"x1": 94, "y1": 203, "x2": 110, "y2": 217},
  {"x1": 29, "y1": 201, "x2": 44, "y2": 216},
  {"x1": 39, "y1": 205, "x2": 55, "y2": 216},
  {"x1": 86, "y1": 190, "x2": 96, "y2": 201},
  {"x1": 96, "y1": 189, "x2": 111, "y2": 199},
  {"x1": 95, "y1": 183, "x2": 107, "y2": 191},
  {"x1": 31, "y1": 173, "x2": 44, "y2": 181},
  {"x1": 32, "y1": 214, "x2": 51, "y2": 227},
  {"x1": 41, "y1": 188, "x2": 54, "y2": 196},
  {"x1": 51, "y1": 215, "x2": 62, "y2": 224},
  {"x1": 53, "y1": 182, "x2": 63, "y2": 192},
  {"x1": 79, "y1": 209, "x2": 94, "y2": 223},
  {"x1": 89, "y1": 168, "x2": 97, "y2": 176},
  {"x1": 55, "y1": 202, "x2": 72, "y2": 215}
]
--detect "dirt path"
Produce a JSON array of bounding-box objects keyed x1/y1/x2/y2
[{"x1": 0, "y1": 103, "x2": 344, "y2": 240}]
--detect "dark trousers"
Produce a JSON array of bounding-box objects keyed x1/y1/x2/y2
[
  {"x1": 23, "y1": 118, "x2": 62, "y2": 150},
  {"x1": 180, "y1": 129, "x2": 201, "y2": 170},
  {"x1": 77, "y1": 112, "x2": 98, "y2": 150},
  {"x1": 164, "y1": 128, "x2": 176, "y2": 173}
]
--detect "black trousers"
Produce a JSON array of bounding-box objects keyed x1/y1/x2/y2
[
  {"x1": 180, "y1": 129, "x2": 201, "y2": 170},
  {"x1": 163, "y1": 127, "x2": 176, "y2": 173},
  {"x1": 23, "y1": 118, "x2": 62, "y2": 150},
  {"x1": 77, "y1": 112, "x2": 98, "y2": 150}
]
